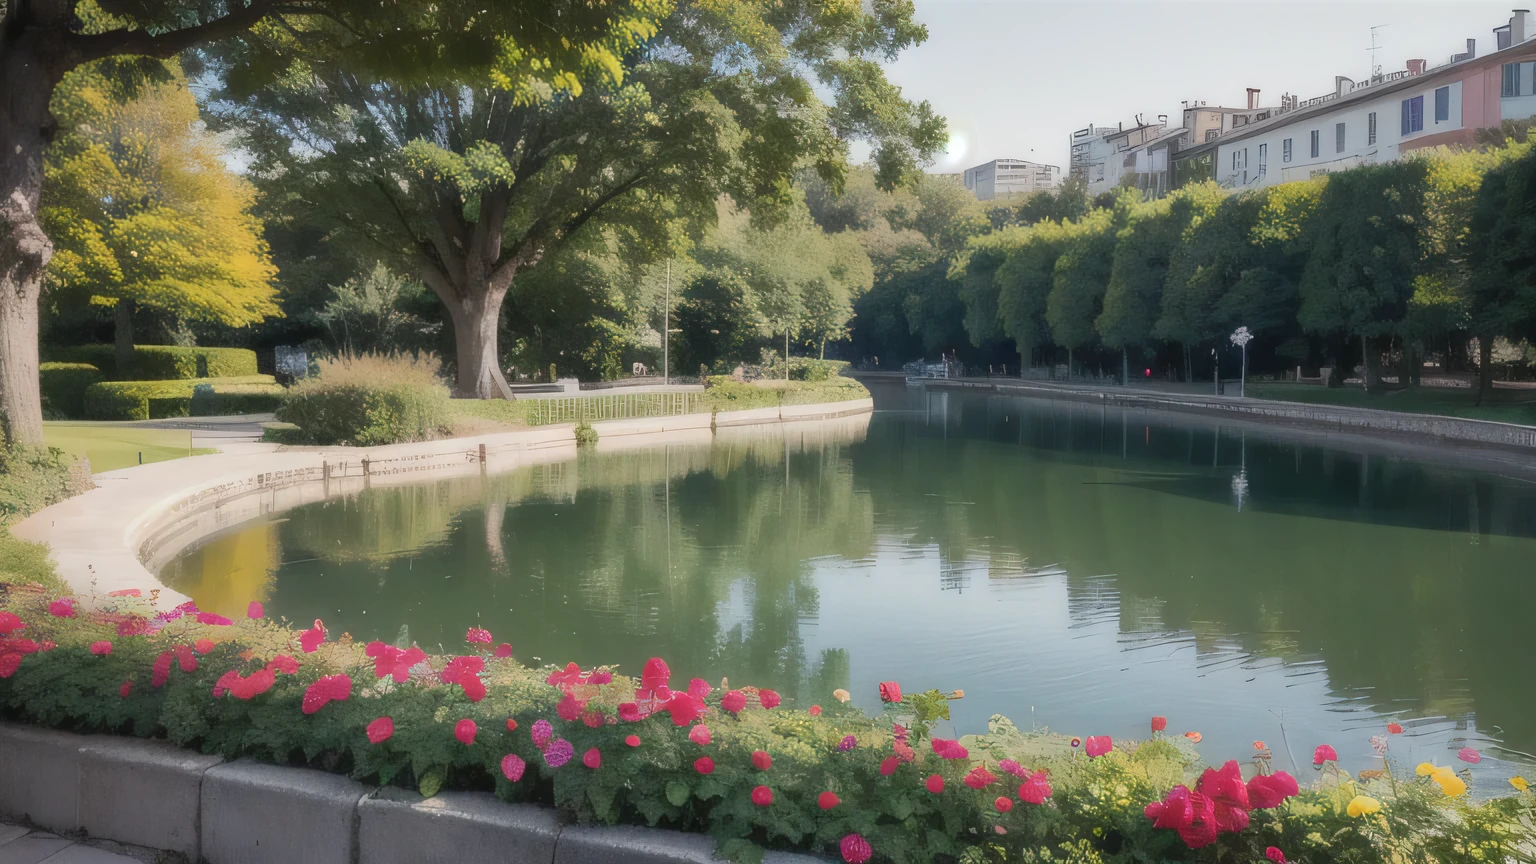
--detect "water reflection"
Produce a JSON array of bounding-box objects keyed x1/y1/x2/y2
[{"x1": 162, "y1": 387, "x2": 1536, "y2": 779}]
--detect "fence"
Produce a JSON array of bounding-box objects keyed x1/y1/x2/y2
[{"x1": 521, "y1": 392, "x2": 705, "y2": 426}]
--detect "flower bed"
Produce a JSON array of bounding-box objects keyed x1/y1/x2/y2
[{"x1": 0, "y1": 588, "x2": 1531, "y2": 864}]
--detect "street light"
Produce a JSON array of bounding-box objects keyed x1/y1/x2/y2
[{"x1": 1229, "y1": 326, "x2": 1254, "y2": 398}]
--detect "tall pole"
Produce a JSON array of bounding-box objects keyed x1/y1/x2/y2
[
  {"x1": 785, "y1": 328, "x2": 790, "y2": 381},
  {"x1": 663, "y1": 260, "x2": 670, "y2": 386}
]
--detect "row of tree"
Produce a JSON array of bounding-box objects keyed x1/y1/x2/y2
[{"x1": 845, "y1": 140, "x2": 1536, "y2": 392}]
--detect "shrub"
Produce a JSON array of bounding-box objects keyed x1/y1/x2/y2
[
  {"x1": 0, "y1": 444, "x2": 93, "y2": 525},
  {"x1": 39, "y1": 362, "x2": 104, "y2": 419},
  {"x1": 701, "y1": 376, "x2": 869, "y2": 411},
  {"x1": 82, "y1": 377, "x2": 285, "y2": 421},
  {"x1": 0, "y1": 589, "x2": 1529, "y2": 864},
  {"x1": 0, "y1": 529, "x2": 66, "y2": 593},
  {"x1": 789, "y1": 358, "x2": 850, "y2": 382},
  {"x1": 49, "y1": 345, "x2": 259, "y2": 381},
  {"x1": 277, "y1": 352, "x2": 452, "y2": 446}
]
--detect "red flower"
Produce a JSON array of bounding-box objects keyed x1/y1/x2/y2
[
  {"x1": 506, "y1": 718, "x2": 518, "y2": 732},
  {"x1": 501, "y1": 753, "x2": 526, "y2": 782},
  {"x1": 442, "y1": 655, "x2": 486, "y2": 702},
  {"x1": 840, "y1": 834, "x2": 872, "y2": 864},
  {"x1": 995, "y1": 796, "x2": 1013, "y2": 813},
  {"x1": 173, "y1": 644, "x2": 197, "y2": 673},
  {"x1": 930, "y1": 738, "x2": 968, "y2": 760},
  {"x1": 367, "y1": 642, "x2": 427, "y2": 683},
  {"x1": 1145, "y1": 784, "x2": 1220, "y2": 848},
  {"x1": 721, "y1": 689, "x2": 747, "y2": 713},
  {"x1": 688, "y1": 725, "x2": 712, "y2": 746},
  {"x1": 581, "y1": 710, "x2": 605, "y2": 728},
  {"x1": 228, "y1": 669, "x2": 275, "y2": 700},
  {"x1": 1312, "y1": 744, "x2": 1337, "y2": 765},
  {"x1": 267, "y1": 655, "x2": 299, "y2": 675},
  {"x1": 963, "y1": 765, "x2": 999, "y2": 790},
  {"x1": 1084, "y1": 736, "x2": 1113, "y2": 758},
  {"x1": 583, "y1": 748, "x2": 601, "y2": 769},
  {"x1": 751, "y1": 785, "x2": 773, "y2": 807},
  {"x1": 151, "y1": 650, "x2": 173, "y2": 687},
  {"x1": 455, "y1": 719, "x2": 477, "y2": 745},
  {"x1": 879, "y1": 681, "x2": 902, "y2": 703},
  {"x1": 367, "y1": 717, "x2": 394, "y2": 744},
  {"x1": 1247, "y1": 771, "x2": 1299, "y2": 809},
  {"x1": 1197, "y1": 760, "x2": 1250, "y2": 829},
  {"x1": 298, "y1": 620, "x2": 326, "y2": 653},
  {"x1": 48, "y1": 598, "x2": 76, "y2": 618},
  {"x1": 1266, "y1": 847, "x2": 1287, "y2": 864},
  {"x1": 639, "y1": 657, "x2": 671, "y2": 699},
  {"x1": 107, "y1": 588, "x2": 141, "y2": 598},
  {"x1": 751, "y1": 750, "x2": 772, "y2": 771},
  {"x1": 90, "y1": 641, "x2": 113, "y2": 656},
  {"x1": 465, "y1": 627, "x2": 492, "y2": 644},
  {"x1": 625, "y1": 735, "x2": 641, "y2": 747},
  {"x1": 119, "y1": 680, "x2": 133, "y2": 699},
  {"x1": 1387, "y1": 722, "x2": 1404, "y2": 735},
  {"x1": 246, "y1": 601, "x2": 264, "y2": 619},
  {"x1": 193, "y1": 639, "x2": 214, "y2": 654},
  {"x1": 0, "y1": 612, "x2": 24, "y2": 635},
  {"x1": 758, "y1": 689, "x2": 781, "y2": 709},
  {"x1": 0, "y1": 653, "x2": 20, "y2": 679},
  {"x1": 1151, "y1": 715, "x2": 1168, "y2": 733},
  {"x1": 494, "y1": 643, "x2": 513, "y2": 659},
  {"x1": 1018, "y1": 772, "x2": 1052, "y2": 805},
  {"x1": 556, "y1": 693, "x2": 586, "y2": 722},
  {"x1": 999, "y1": 759, "x2": 1026, "y2": 778},
  {"x1": 618, "y1": 702, "x2": 644, "y2": 722},
  {"x1": 879, "y1": 757, "x2": 899, "y2": 776},
  {"x1": 818, "y1": 791, "x2": 840, "y2": 810},
  {"x1": 894, "y1": 741, "x2": 916, "y2": 763},
  {"x1": 301, "y1": 674, "x2": 352, "y2": 714},
  {"x1": 196, "y1": 612, "x2": 233, "y2": 626},
  {"x1": 688, "y1": 678, "x2": 712, "y2": 700},
  {"x1": 925, "y1": 774, "x2": 945, "y2": 794},
  {"x1": 808, "y1": 705, "x2": 822, "y2": 717},
  {"x1": 546, "y1": 662, "x2": 584, "y2": 690},
  {"x1": 694, "y1": 756, "x2": 715, "y2": 775}
]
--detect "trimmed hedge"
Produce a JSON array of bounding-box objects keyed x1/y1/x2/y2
[
  {"x1": 49, "y1": 345, "x2": 259, "y2": 381},
  {"x1": 82, "y1": 377, "x2": 285, "y2": 421},
  {"x1": 39, "y1": 362, "x2": 104, "y2": 419},
  {"x1": 276, "y1": 353, "x2": 452, "y2": 446},
  {"x1": 701, "y1": 376, "x2": 869, "y2": 411}
]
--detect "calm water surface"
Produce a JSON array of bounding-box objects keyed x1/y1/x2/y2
[{"x1": 162, "y1": 383, "x2": 1536, "y2": 782}]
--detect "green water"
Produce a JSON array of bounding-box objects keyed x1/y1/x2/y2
[{"x1": 161, "y1": 384, "x2": 1536, "y2": 782}]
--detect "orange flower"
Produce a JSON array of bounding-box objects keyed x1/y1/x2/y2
[{"x1": 1184, "y1": 731, "x2": 1203, "y2": 743}]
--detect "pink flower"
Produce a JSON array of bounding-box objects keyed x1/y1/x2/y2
[
  {"x1": 119, "y1": 679, "x2": 133, "y2": 698},
  {"x1": 227, "y1": 668, "x2": 275, "y2": 700},
  {"x1": 1152, "y1": 715, "x2": 1168, "y2": 732},
  {"x1": 246, "y1": 601, "x2": 264, "y2": 619},
  {"x1": 0, "y1": 612, "x2": 24, "y2": 635},
  {"x1": 442, "y1": 655, "x2": 486, "y2": 702},
  {"x1": 625, "y1": 735, "x2": 641, "y2": 747},
  {"x1": 721, "y1": 690, "x2": 747, "y2": 713},
  {"x1": 930, "y1": 738, "x2": 968, "y2": 760},
  {"x1": 839, "y1": 735, "x2": 857, "y2": 752},
  {"x1": 840, "y1": 834, "x2": 872, "y2": 864},
  {"x1": 879, "y1": 681, "x2": 902, "y2": 703},
  {"x1": 759, "y1": 689, "x2": 781, "y2": 709},
  {"x1": 581, "y1": 710, "x2": 605, "y2": 728},
  {"x1": 1197, "y1": 760, "x2": 1250, "y2": 833},
  {"x1": 818, "y1": 791, "x2": 840, "y2": 810},
  {"x1": 89, "y1": 641, "x2": 113, "y2": 656},
  {"x1": 694, "y1": 756, "x2": 714, "y2": 775},
  {"x1": 152, "y1": 651, "x2": 173, "y2": 687},
  {"x1": 196, "y1": 612, "x2": 233, "y2": 626},
  {"x1": 0, "y1": 654, "x2": 20, "y2": 679},
  {"x1": 266, "y1": 655, "x2": 299, "y2": 675},
  {"x1": 583, "y1": 747, "x2": 601, "y2": 769},
  {"x1": 465, "y1": 627, "x2": 492, "y2": 644},
  {"x1": 543, "y1": 739, "x2": 574, "y2": 768},
  {"x1": 995, "y1": 796, "x2": 1013, "y2": 813},
  {"x1": 298, "y1": 620, "x2": 326, "y2": 653},
  {"x1": 48, "y1": 598, "x2": 76, "y2": 618},
  {"x1": 618, "y1": 702, "x2": 644, "y2": 722},
  {"x1": 752, "y1": 750, "x2": 772, "y2": 771},
  {"x1": 664, "y1": 692, "x2": 704, "y2": 727},
  {"x1": 193, "y1": 638, "x2": 214, "y2": 654},
  {"x1": 926, "y1": 774, "x2": 946, "y2": 794},
  {"x1": 174, "y1": 644, "x2": 197, "y2": 673},
  {"x1": 639, "y1": 658, "x2": 671, "y2": 699},
  {"x1": 1084, "y1": 736, "x2": 1113, "y2": 758},
  {"x1": 501, "y1": 753, "x2": 526, "y2": 782},
  {"x1": 964, "y1": 765, "x2": 999, "y2": 789},
  {"x1": 1313, "y1": 744, "x2": 1338, "y2": 765},
  {"x1": 809, "y1": 705, "x2": 822, "y2": 717},
  {"x1": 301, "y1": 674, "x2": 352, "y2": 714},
  {"x1": 1266, "y1": 847, "x2": 1287, "y2": 864},
  {"x1": 999, "y1": 759, "x2": 1027, "y2": 778},
  {"x1": 367, "y1": 717, "x2": 394, "y2": 744},
  {"x1": 751, "y1": 785, "x2": 773, "y2": 806},
  {"x1": 1247, "y1": 771, "x2": 1299, "y2": 809},
  {"x1": 455, "y1": 719, "x2": 477, "y2": 745},
  {"x1": 107, "y1": 588, "x2": 141, "y2": 597},
  {"x1": 556, "y1": 693, "x2": 586, "y2": 722},
  {"x1": 494, "y1": 643, "x2": 512, "y2": 658},
  {"x1": 1018, "y1": 771, "x2": 1053, "y2": 804},
  {"x1": 688, "y1": 725, "x2": 712, "y2": 746},
  {"x1": 531, "y1": 719, "x2": 554, "y2": 749},
  {"x1": 1459, "y1": 747, "x2": 1481, "y2": 764},
  {"x1": 688, "y1": 678, "x2": 712, "y2": 700},
  {"x1": 879, "y1": 757, "x2": 899, "y2": 776}
]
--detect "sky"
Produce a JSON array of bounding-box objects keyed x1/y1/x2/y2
[{"x1": 878, "y1": 1, "x2": 1523, "y2": 173}]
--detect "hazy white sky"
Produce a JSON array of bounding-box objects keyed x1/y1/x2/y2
[{"x1": 881, "y1": 1, "x2": 1522, "y2": 172}]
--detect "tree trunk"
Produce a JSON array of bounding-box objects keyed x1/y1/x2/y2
[
  {"x1": 445, "y1": 288, "x2": 509, "y2": 399},
  {"x1": 0, "y1": 29, "x2": 58, "y2": 446},
  {"x1": 1360, "y1": 333, "x2": 1371, "y2": 394},
  {"x1": 1478, "y1": 332, "x2": 1494, "y2": 404},
  {"x1": 1121, "y1": 348, "x2": 1128, "y2": 386},
  {"x1": 114, "y1": 298, "x2": 135, "y2": 375}
]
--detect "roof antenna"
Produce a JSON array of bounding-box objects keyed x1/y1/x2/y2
[{"x1": 1369, "y1": 24, "x2": 1390, "y2": 81}]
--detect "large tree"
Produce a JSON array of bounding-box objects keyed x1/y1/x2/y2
[
  {"x1": 216, "y1": 1, "x2": 944, "y2": 397},
  {"x1": 0, "y1": 0, "x2": 668, "y2": 443},
  {"x1": 1467, "y1": 146, "x2": 1536, "y2": 395}
]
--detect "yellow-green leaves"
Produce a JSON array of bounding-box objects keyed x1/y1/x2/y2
[{"x1": 404, "y1": 140, "x2": 517, "y2": 196}]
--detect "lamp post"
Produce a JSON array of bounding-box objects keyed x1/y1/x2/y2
[
  {"x1": 1229, "y1": 326, "x2": 1254, "y2": 398},
  {"x1": 663, "y1": 260, "x2": 670, "y2": 386}
]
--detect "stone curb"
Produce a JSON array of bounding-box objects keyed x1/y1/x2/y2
[{"x1": 0, "y1": 723, "x2": 828, "y2": 863}]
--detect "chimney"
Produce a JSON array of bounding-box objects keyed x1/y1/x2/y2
[
  {"x1": 1469, "y1": 37, "x2": 1478, "y2": 58},
  {"x1": 1407, "y1": 58, "x2": 1427, "y2": 75},
  {"x1": 1335, "y1": 75, "x2": 1355, "y2": 97},
  {"x1": 1497, "y1": 24, "x2": 1513, "y2": 51},
  {"x1": 1246, "y1": 87, "x2": 1261, "y2": 110},
  {"x1": 1517, "y1": 10, "x2": 1531, "y2": 44}
]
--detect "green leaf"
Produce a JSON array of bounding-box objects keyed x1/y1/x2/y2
[
  {"x1": 665, "y1": 780, "x2": 691, "y2": 807},
  {"x1": 884, "y1": 792, "x2": 914, "y2": 821},
  {"x1": 717, "y1": 837, "x2": 765, "y2": 864},
  {"x1": 587, "y1": 782, "x2": 619, "y2": 822},
  {"x1": 418, "y1": 766, "x2": 445, "y2": 799}
]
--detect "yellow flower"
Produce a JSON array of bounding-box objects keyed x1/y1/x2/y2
[
  {"x1": 1511, "y1": 776, "x2": 1529, "y2": 792},
  {"x1": 1347, "y1": 795, "x2": 1383, "y2": 817},
  {"x1": 1431, "y1": 768, "x2": 1468, "y2": 798},
  {"x1": 832, "y1": 688, "x2": 850, "y2": 704},
  {"x1": 1415, "y1": 762, "x2": 1437, "y2": 777}
]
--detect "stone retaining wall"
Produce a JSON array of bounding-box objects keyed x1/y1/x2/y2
[{"x1": 0, "y1": 723, "x2": 819, "y2": 864}]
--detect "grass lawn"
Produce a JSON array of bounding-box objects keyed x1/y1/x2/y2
[
  {"x1": 1245, "y1": 382, "x2": 1536, "y2": 426},
  {"x1": 43, "y1": 423, "x2": 218, "y2": 473}
]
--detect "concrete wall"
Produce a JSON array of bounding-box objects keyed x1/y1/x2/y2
[{"x1": 0, "y1": 723, "x2": 822, "y2": 864}]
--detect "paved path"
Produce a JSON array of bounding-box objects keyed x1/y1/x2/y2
[{"x1": 0, "y1": 823, "x2": 151, "y2": 863}]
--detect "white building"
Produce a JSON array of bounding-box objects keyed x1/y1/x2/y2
[
  {"x1": 1175, "y1": 10, "x2": 1536, "y2": 192},
  {"x1": 1068, "y1": 119, "x2": 1173, "y2": 196},
  {"x1": 962, "y1": 159, "x2": 1063, "y2": 200}
]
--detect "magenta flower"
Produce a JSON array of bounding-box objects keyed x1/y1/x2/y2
[
  {"x1": 544, "y1": 738, "x2": 574, "y2": 768},
  {"x1": 531, "y1": 719, "x2": 553, "y2": 749},
  {"x1": 48, "y1": 598, "x2": 76, "y2": 618},
  {"x1": 196, "y1": 612, "x2": 233, "y2": 626},
  {"x1": 840, "y1": 834, "x2": 872, "y2": 864},
  {"x1": 1458, "y1": 747, "x2": 1482, "y2": 764},
  {"x1": 246, "y1": 601, "x2": 264, "y2": 619},
  {"x1": 367, "y1": 717, "x2": 394, "y2": 744},
  {"x1": 89, "y1": 641, "x2": 112, "y2": 656},
  {"x1": 689, "y1": 725, "x2": 712, "y2": 746},
  {"x1": 298, "y1": 619, "x2": 326, "y2": 653},
  {"x1": 465, "y1": 627, "x2": 492, "y2": 644},
  {"x1": 1085, "y1": 736, "x2": 1113, "y2": 758},
  {"x1": 301, "y1": 674, "x2": 352, "y2": 714},
  {"x1": 1313, "y1": 744, "x2": 1338, "y2": 765},
  {"x1": 501, "y1": 753, "x2": 526, "y2": 782},
  {"x1": 838, "y1": 735, "x2": 857, "y2": 751},
  {"x1": 455, "y1": 719, "x2": 477, "y2": 745}
]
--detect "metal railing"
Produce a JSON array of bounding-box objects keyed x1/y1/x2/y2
[{"x1": 522, "y1": 392, "x2": 704, "y2": 426}]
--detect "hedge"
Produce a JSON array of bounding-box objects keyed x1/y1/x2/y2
[
  {"x1": 82, "y1": 377, "x2": 285, "y2": 421},
  {"x1": 0, "y1": 591, "x2": 1529, "y2": 864},
  {"x1": 275, "y1": 353, "x2": 452, "y2": 446},
  {"x1": 39, "y1": 362, "x2": 104, "y2": 419},
  {"x1": 700, "y1": 377, "x2": 870, "y2": 411},
  {"x1": 49, "y1": 345, "x2": 259, "y2": 381}
]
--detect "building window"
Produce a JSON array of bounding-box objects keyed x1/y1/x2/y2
[
  {"x1": 1206, "y1": 129, "x2": 1219, "y2": 142},
  {"x1": 1283, "y1": 138, "x2": 1293, "y2": 163},
  {"x1": 1435, "y1": 86, "x2": 1450, "y2": 122},
  {"x1": 1258, "y1": 143, "x2": 1267, "y2": 178},
  {"x1": 1401, "y1": 95, "x2": 1424, "y2": 135},
  {"x1": 1504, "y1": 62, "x2": 1521, "y2": 97},
  {"x1": 1368, "y1": 112, "x2": 1377, "y2": 145},
  {"x1": 1336, "y1": 122, "x2": 1346, "y2": 153},
  {"x1": 1310, "y1": 130, "x2": 1320, "y2": 158}
]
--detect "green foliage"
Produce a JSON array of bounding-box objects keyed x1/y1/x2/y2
[
  {"x1": 39, "y1": 363, "x2": 104, "y2": 419},
  {"x1": 1098, "y1": 183, "x2": 1224, "y2": 352},
  {"x1": 316, "y1": 263, "x2": 440, "y2": 356},
  {"x1": 1047, "y1": 209, "x2": 1122, "y2": 356},
  {"x1": 573, "y1": 421, "x2": 599, "y2": 447},
  {"x1": 0, "y1": 528, "x2": 68, "y2": 593},
  {"x1": 276, "y1": 353, "x2": 452, "y2": 446},
  {"x1": 49, "y1": 345, "x2": 259, "y2": 381},
  {"x1": 700, "y1": 378, "x2": 870, "y2": 412},
  {"x1": 1468, "y1": 146, "x2": 1536, "y2": 345},
  {"x1": 82, "y1": 377, "x2": 284, "y2": 421},
  {"x1": 0, "y1": 445, "x2": 92, "y2": 526}
]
